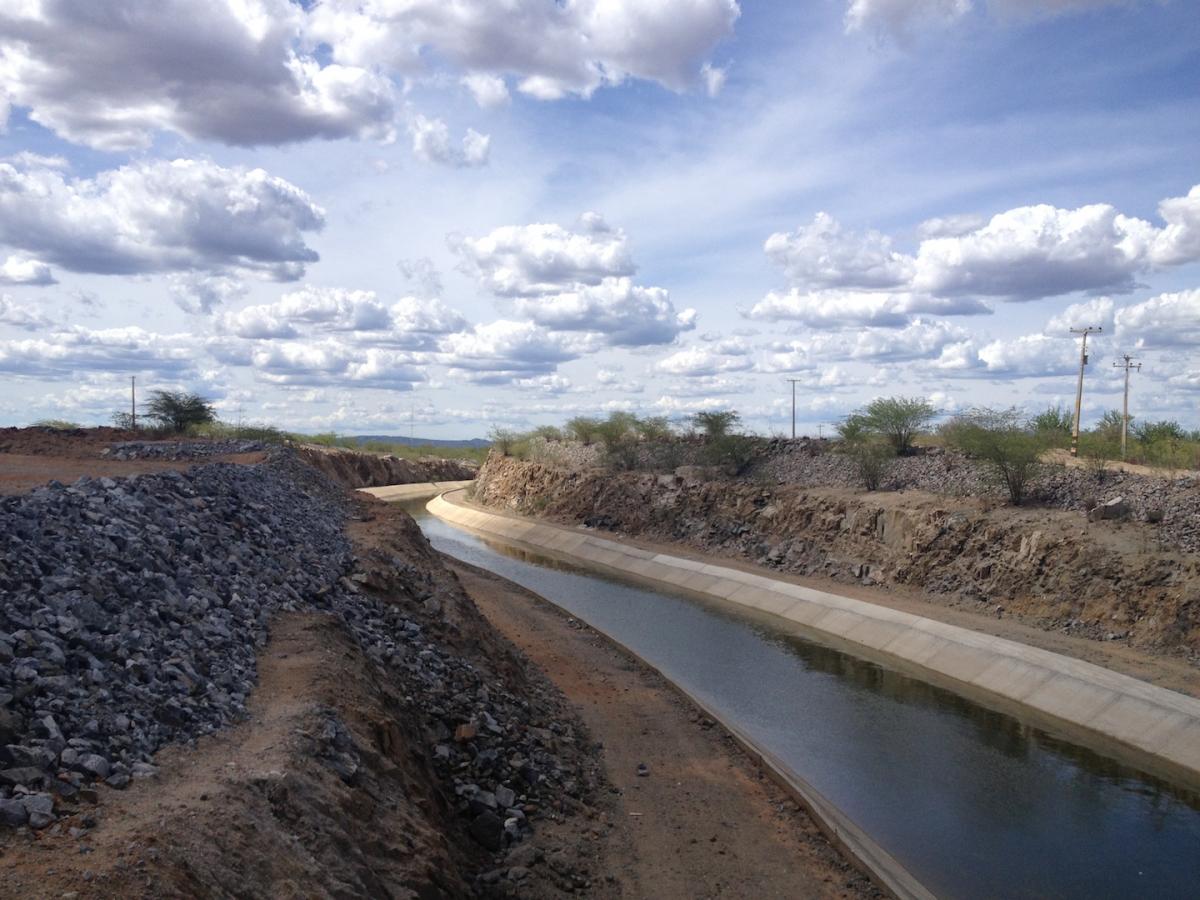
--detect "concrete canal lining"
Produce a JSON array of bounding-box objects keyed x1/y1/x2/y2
[
  {"x1": 427, "y1": 490, "x2": 1200, "y2": 790},
  {"x1": 359, "y1": 479, "x2": 474, "y2": 503}
]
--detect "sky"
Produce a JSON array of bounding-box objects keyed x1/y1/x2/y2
[{"x1": 0, "y1": 0, "x2": 1197, "y2": 438}]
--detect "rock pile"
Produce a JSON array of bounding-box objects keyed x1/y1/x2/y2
[
  {"x1": 101, "y1": 439, "x2": 266, "y2": 460},
  {"x1": 0, "y1": 451, "x2": 591, "y2": 846}
]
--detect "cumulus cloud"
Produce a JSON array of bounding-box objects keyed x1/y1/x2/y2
[
  {"x1": 462, "y1": 73, "x2": 511, "y2": 108},
  {"x1": 746, "y1": 289, "x2": 989, "y2": 327},
  {"x1": 456, "y1": 213, "x2": 695, "y2": 347},
  {"x1": 1114, "y1": 289, "x2": 1200, "y2": 348},
  {"x1": 0, "y1": 157, "x2": 325, "y2": 280},
  {"x1": 657, "y1": 345, "x2": 753, "y2": 377},
  {"x1": 1044, "y1": 296, "x2": 1115, "y2": 335},
  {"x1": 0, "y1": 254, "x2": 54, "y2": 285},
  {"x1": 168, "y1": 273, "x2": 248, "y2": 315},
  {"x1": 454, "y1": 214, "x2": 635, "y2": 297},
  {"x1": 762, "y1": 187, "x2": 1200, "y2": 314},
  {"x1": 221, "y1": 286, "x2": 468, "y2": 349},
  {"x1": 309, "y1": 0, "x2": 741, "y2": 99},
  {"x1": 512, "y1": 278, "x2": 696, "y2": 347},
  {"x1": 763, "y1": 319, "x2": 970, "y2": 371},
  {"x1": 0, "y1": 0, "x2": 397, "y2": 151},
  {"x1": 764, "y1": 213, "x2": 914, "y2": 291},
  {"x1": 917, "y1": 213, "x2": 987, "y2": 239},
  {"x1": 246, "y1": 340, "x2": 424, "y2": 390},
  {"x1": 0, "y1": 326, "x2": 196, "y2": 379},
  {"x1": 409, "y1": 115, "x2": 490, "y2": 168},
  {"x1": 441, "y1": 320, "x2": 587, "y2": 384},
  {"x1": 0, "y1": 294, "x2": 50, "y2": 330}
]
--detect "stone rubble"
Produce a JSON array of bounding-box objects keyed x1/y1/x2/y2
[
  {"x1": 0, "y1": 449, "x2": 595, "y2": 850},
  {"x1": 101, "y1": 439, "x2": 266, "y2": 461}
]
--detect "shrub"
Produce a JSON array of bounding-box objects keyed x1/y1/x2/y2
[
  {"x1": 1031, "y1": 406, "x2": 1072, "y2": 447},
  {"x1": 1078, "y1": 433, "x2": 1117, "y2": 479},
  {"x1": 690, "y1": 410, "x2": 741, "y2": 439},
  {"x1": 31, "y1": 419, "x2": 79, "y2": 430},
  {"x1": 843, "y1": 438, "x2": 895, "y2": 491},
  {"x1": 633, "y1": 415, "x2": 674, "y2": 442},
  {"x1": 488, "y1": 426, "x2": 524, "y2": 456},
  {"x1": 1133, "y1": 419, "x2": 1186, "y2": 444},
  {"x1": 1094, "y1": 410, "x2": 1126, "y2": 443},
  {"x1": 144, "y1": 391, "x2": 216, "y2": 433},
  {"x1": 529, "y1": 425, "x2": 564, "y2": 442},
  {"x1": 855, "y1": 396, "x2": 935, "y2": 455},
  {"x1": 702, "y1": 433, "x2": 756, "y2": 475},
  {"x1": 594, "y1": 412, "x2": 640, "y2": 471},
  {"x1": 946, "y1": 407, "x2": 1046, "y2": 505}
]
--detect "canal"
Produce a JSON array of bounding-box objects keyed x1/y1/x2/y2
[{"x1": 414, "y1": 508, "x2": 1200, "y2": 899}]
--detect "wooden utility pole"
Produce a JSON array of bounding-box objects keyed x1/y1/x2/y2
[
  {"x1": 1069, "y1": 326, "x2": 1101, "y2": 457},
  {"x1": 1113, "y1": 354, "x2": 1141, "y2": 460},
  {"x1": 130, "y1": 376, "x2": 136, "y2": 429},
  {"x1": 787, "y1": 379, "x2": 802, "y2": 439}
]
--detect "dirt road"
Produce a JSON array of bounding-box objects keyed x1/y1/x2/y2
[{"x1": 449, "y1": 560, "x2": 879, "y2": 900}]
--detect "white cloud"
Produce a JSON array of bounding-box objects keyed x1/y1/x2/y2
[
  {"x1": 409, "y1": 115, "x2": 490, "y2": 168},
  {"x1": 1114, "y1": 289, "x2": 1200, "y2": 348},
  {"x1": 657, "y1": 345, "x2": 753, "y2": 377},
  {"x1": 845, "y1": 0, "x2": 972, "y2": 36},
  {"x1": 0, "y1": 157, "x2": 325, "y2": 280},
  {"x1": 0, "y1": 294, "x2": 50, "y2": 330},
  {"x1": 454, "y1": 214, "x2": 635, "y2": 297},
  {"x1": 247, "y1": 340, "x2": 423, "y2": 390},
  {"x1": 1151, "y1": 185, "x2": 1200, "y2": 266},
  {"x1": 765, "y1": 212, "x2": 914, "y2": 291},
  {"x1": 1044, "y1": 296, "x2": 1115, "y2": 335},
  {"x1": 220, "y1": 287, "x2": 468, "y2": 349},
  {"x1": 0, "y1": 0, "x2": 397, "y2": 150},
  {"x1": 310, "y1": 0, "x2": 741, "y2": 99},
  {"x1": 0, "y1": 326, "x2": 196, "y2": 379},
  {"x1": 917, "y1": 213, "x2": 987, "y2": 239},
  {"x1": 763, "y1": 319, "x2": 969, "y2": 370},
  {"x1": 0, "y1": 254, "x2": 54, "y2": 285},
  {"x1": 701, "y1": 62, "x2": 727, "y2": 97},
  {"x1": 168, "y1": 273, "x2": 248, "y2": 315},
  {"x1": 462, "y1": 73, "x2": 511, "y2": 109},
  {"x1": 512, "y1": 277, "x2": 696, "y2": 346},
  {"x1": 440, "y1": 320, "x2": 586, "y2": 384},
  {"x1": 746, "y1": 288, "x2": 989, "y2": 327}
]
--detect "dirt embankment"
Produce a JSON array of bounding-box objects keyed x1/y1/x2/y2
[
  {"x1": 297, "y1": 444, "x2": 476, "y2": 488},
  {"x1": 473, "y1": 454, "x2": 1200, "y2": 663}
]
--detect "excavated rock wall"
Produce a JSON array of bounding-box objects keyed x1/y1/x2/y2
[
  {"x1": 473, "y1": 454, "x2": 1200, "y2": 661},
  {"x1": 296, "y1": 444, "x2": 476, "y2": 488}
]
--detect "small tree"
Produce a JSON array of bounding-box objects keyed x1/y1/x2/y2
[
  {"x1": 947, "y1": 407, "x2": 1045, "y2": 505},
  {"x1": 144, "y1": 391, "x2": 216, "y2": 433},
  {"x1": 691, "y1": 410, "x2": 740, "y2": 439},
  {"x1": 633, "y1": 415, "x2": 673, "y2": 442},
  {"x1": 564, "y1": 416, "x2": 601, "y2": 444},
  {"x1": 857, "y1": 396, "x2": 936, "y2": 455},
  {"x1": 595, "y1": 412, "x2": 640, "y2": 471},
  {"x1": 835, "y1": 414, "x2": 870, "y2": 444}
]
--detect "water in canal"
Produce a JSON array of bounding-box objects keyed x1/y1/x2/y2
[{"x1": 413, "y1": 509, "x2": 1200, "y2": 899}]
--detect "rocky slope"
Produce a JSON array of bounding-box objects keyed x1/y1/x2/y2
[
  {"x1": 0, "y1": 448, "x2": 602, "y2": 896},
  {"x1": 297, "y1": 444, "x2": 476, "y2": 488},
  {"x1": 473, "y1": 453, "x2": 1200, "y2": 663}
]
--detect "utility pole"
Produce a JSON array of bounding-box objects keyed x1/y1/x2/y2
[
  {"x1": 787, "y1": 379, "x2": 802, "y2": 439},
  {"x1": 1069, "y1": 326, "x2": 1101, "y2": 457},
  {"x1": 130, "y1": 376, "x2": 136, "y2": 429},
  {"x1": 1113, "y1": 354, "x2": 1141, "y2": 461},
  {"x1": 818, "y1": 423, "x2": 824, "y2": 440}
]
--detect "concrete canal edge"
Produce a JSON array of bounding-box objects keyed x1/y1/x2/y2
[
  {"x1": 359, "y1": 479, "x2": 475, "y2": 503},
  {"x1": 428, "y1": 492, "x2": 939, "y2": 900},
  {"x1": 426, "y1": 491, "x2": 1200, "y2": 796}
]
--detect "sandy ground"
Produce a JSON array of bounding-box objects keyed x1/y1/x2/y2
[
  {"x1": 449, "y1": 560, "x2": 880, "y2": 900},
  {"x1": 449, "y1": 493, "x2": 1200, "y2": 701}
]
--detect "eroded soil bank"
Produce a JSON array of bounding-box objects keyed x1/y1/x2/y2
[{"x1": 472, "y1": 454, "x2": 1200, "y2": 668}]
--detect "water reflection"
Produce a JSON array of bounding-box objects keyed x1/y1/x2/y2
[{"x1": 418, "y1": 512, "x2": 1200, "y2": 900}]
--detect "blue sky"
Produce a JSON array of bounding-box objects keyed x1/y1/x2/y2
[{"x1": 0, "y1": 0, "x2": 1197, "y2": 437}]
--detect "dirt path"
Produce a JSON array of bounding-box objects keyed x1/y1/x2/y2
[
  {"x1": 0, "y1": 451, "x2": 267, "y2": 495},
  {"x1": 449, "y1": 560, "x2": 880, "y2": 900}
]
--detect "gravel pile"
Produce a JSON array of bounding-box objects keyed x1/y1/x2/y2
[
  {"x1": 0, "y1": 452, "x2": 589, "y2": 845},
  {"x1": 101, "y1": 439, "x2": 266, "y2": 460}
]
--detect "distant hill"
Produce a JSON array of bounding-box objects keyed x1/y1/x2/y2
[{"x1": 349, "y1": 434, "x2": 491, "y2": 449}]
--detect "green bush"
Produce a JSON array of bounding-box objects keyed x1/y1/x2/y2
[
  {"x1": 842, "y1": 437, "x2": 894, "y2": 491},
  {"x1": 945, "y1": 408, "x2": 1046, "y2": 505},
  {"x1": 1031, "y1": 405, "x2": 1072, "y2": 447},
  {"x1": 564, "y1": 416, "x2": 602, "y2": 444},
  {"x1": 31, "y1": 419, "x2": 80, "y2": 430},
  {"x1": 845, "y1": 396, "x2": 935, "y2": 455},
  {"x1": 488, "y1": 426, "x2": 521, "y2": 456},
  {"x1": 690, "y1": 410, "x2": 740, "y2": 439}
]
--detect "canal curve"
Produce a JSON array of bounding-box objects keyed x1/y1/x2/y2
[{"x1": 412, "y1": 507, "x2": 1200, "y2": 900}]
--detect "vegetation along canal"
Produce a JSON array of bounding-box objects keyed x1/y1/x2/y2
[{"x1": 414, "y1": 508, "x2": 1200, "y2": 900}]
